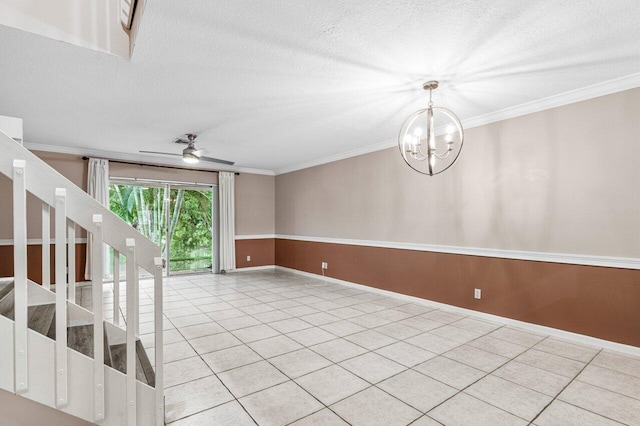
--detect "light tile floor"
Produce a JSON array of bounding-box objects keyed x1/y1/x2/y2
[{"x1": 80, "y1": 270, "x2": 640, "y2": 425}]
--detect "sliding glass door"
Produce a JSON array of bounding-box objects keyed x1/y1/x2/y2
[
  {"x1": 108, "y1": 179, "x2": 216, "y2": 276},
  {"x1": 167, "y1": 185, "x2": 213, "y2": 274}
]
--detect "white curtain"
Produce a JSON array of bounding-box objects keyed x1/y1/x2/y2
[
  {"x1": 219, "y1": 171, "x2": 236, "y2": 272},
  {"x1": 85, "y1": 158, "x2": 109, "y2": 280}
]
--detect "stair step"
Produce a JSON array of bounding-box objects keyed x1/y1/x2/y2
[
  {"x1": 0, "y1": 289, "x2": 14, "y2": 319},
  {"x1": 67, "y1": 324, "x2": 94, "y2": 358},
  {"x1": 0, "y1": 282, "x2": 154, "y2": 386},
  {"x1": 65, "y1": 324, "x2": 114, "y2": 370},
  {"x1": 137, "y1": 340, "x2": 155, "y2": 387},
  {"x1": 104, "y1": 329, "x2": 113, "y2": 369},
  {"x1": 110, "y1": 343, "x2": 126, "y2": 375},
  {"x1": 108, "y1": 341, "x2": 155, "y2": 386},
  {"x1": 28, "y1": 304, "x2": 56, "y2": 336},
  {"x1": 0, "y1": 279, "x2": 13, "y2": 302}
]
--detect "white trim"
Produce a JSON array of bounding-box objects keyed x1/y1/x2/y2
[
  {"x1": 275, "y1": 266, "x2": 640, "y2": 357},
  {"x1": 23, "y1": 142, "x2": 276, "y2": 176},
  {"x1": 235, "y1": 234, "x2": 276, "y2": 240},
  {"x1": 275, "y1": 73, "x2": 640, "y2": 175},
  {"x1": 462, "y1": 72, "x2": 640, "y2": 130},
  {"x1": 275, "y1": 138, "x2": 397, "y2": 175},
  {"x1": 228, "y1": 265, "x2": 276, "y2": 273},
  {"x1": 275, "y1": 234, "x2": 640, "y2": 270},
  {"x1": 0, "y1": 238, "x2": 87, "y2": 246}
]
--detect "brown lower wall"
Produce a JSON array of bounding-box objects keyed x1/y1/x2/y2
[
  {"x1": 0, "y1": 243, "x2": 87, "y2": 284},
  {"x1": 235, "y1": 238, "x2": 275, "y2": 268},
  {"x1": 275, "y1": 238, "x2": 640, "y2": 347}
]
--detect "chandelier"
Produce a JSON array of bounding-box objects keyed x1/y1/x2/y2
[{"x1": 398, "y1": 81, "x2": 464, "y2": 175}]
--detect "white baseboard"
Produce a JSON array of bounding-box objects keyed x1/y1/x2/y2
[
  {"x1": 275, "y1": 266, "x2": 640, "y2": 357},
  {"x1": 229, "y1": 265, "x2": 276, "y2": 273}
]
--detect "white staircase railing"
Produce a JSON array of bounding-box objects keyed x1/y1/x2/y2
[{"x1": 0, "y1": 130, "x2": 164, "y2": 425}]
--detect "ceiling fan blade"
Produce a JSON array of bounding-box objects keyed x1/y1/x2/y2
[
  {"x1": 200, "y1": 156, "x2": 235, "y2": 165},
  {"x1": 140, "y1": 150, "x2": 182, "y2": 157},
  {"x1": 192, "y1": 148, "x2": 206, "y2": 157},
  {"x1": 141, "y1": 150, "x2": 234, "y2": 165}
]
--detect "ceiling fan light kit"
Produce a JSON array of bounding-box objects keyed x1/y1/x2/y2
[
  {"x1": 182, "y1": 151, "x2": 200, "y2": 163},
  {"x1": 398, "y1": 81, "x2": 464, "y2": 176},
  {"x1": 181, "y1": 134, "x2": 202, "y2": 163}
]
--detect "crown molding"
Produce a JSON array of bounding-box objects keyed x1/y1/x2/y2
[
  {"x1": 275, "y1": 72, "x2": 640, "y2": 175},
  {"x1": 23, "y1": 142, "x2": 276, "y2": 176},
  {"x1": 274, "y1": 138, "x2": 397, "y2": 175},
  {"x1": 461, "y1": 71, "x2": 640, "y2": 129}
]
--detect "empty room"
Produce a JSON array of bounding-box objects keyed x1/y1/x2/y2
[{"x1": 0, "y1": 1, "x2": 639, "y2": 425}]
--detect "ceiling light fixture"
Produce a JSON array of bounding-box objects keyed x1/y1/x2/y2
[
  {"x1": 182, "y1": 142, "x2": 200, "y2": 164},
  {"x1": 398, "y1": 81, "x2": 464, "y2": 176}
]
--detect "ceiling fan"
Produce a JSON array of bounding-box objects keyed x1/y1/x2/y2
[{"x1": 140, "y1": 133, "x2": 235, "y2": 165}]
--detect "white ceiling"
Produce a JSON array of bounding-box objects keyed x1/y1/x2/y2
[{"x1": 1, "y1": 0, "x2": 639, "y2": 174}]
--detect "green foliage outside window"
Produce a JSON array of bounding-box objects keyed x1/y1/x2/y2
[{"x1": 109, "y1": 184, "x2": 213, "y2": 272}]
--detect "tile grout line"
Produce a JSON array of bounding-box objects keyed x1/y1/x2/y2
[
  {"x1": 159, "y1": 274, "x2": 505, "y2": 425},
  {"x1": 420, "y1": 326, "x2": 539, "y2": 422},
  {"x1": 162, "y1": 312, "x2": 261, "y2": 426},
  {"x1": 117, "y1": 271, "x2": 635, "y2": 425},
  {"x1": 526, "y1": 347, "x2": 635, "y2": 426},
  {"x1": 158, "y1": 275, "x2": 362, "y2": 424},
  {"x1": 161, "y1": 274, "x2": 437, "y2": 425},
  {"x1": 527, "y1": 347, "x2": 604, "y2": 425}
]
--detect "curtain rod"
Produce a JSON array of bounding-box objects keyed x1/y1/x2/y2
[{"x1": 81, "y1": 156, "x2": 240, "y2": 175}]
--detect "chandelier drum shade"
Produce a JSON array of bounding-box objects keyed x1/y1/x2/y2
[{"x1": 398, "y1": 81, "x2": 464, "y2": 176}]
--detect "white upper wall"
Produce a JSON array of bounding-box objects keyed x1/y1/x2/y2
[{"x1": 276, "y1": 88, "x2": 640, "y2": 259}]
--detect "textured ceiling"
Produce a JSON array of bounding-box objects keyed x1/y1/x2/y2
[{"x1": 1, "y1": 0, "x2": 639, "y2": 174}]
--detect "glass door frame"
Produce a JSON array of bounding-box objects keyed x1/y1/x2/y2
[{"x1": 109, "y1": 177, "x2": 218, "y2": 277}]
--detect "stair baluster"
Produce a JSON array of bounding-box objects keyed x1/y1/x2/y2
[
  {"x1": 12, "y1": 160, "x2": 28, "y2": 394},
  {"x1": 153, "y1": 256, "x2": 164, "y2": 420},
  {"x1": 92, "y1": 215, "x2": 105, "y2": 422},
  {"x1": 41, "y1": 202, "x2": 51, "y2": 290},
  {"x1": 54, "y1": 188, "x2": 68, "y2": 408},
  {"x1": 125, "y1": 238, "x2": 137, "y2": 425},
  {"x1": 67, "y1": 220, "x2": 76, "y2": 304},
  {"x1": 113, "y1": 249, "x2": 120, "y2": 326}
]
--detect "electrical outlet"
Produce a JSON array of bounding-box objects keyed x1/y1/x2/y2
[
  {"x1": 321, "y1": 262, "x2": 328, "y2": 269},
  {"x1": 246, "y1": 255, "x2": 251, "y2": 262},
  {"x1": 474, "y1": 288, "x2": 481, "y2": 299}
]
